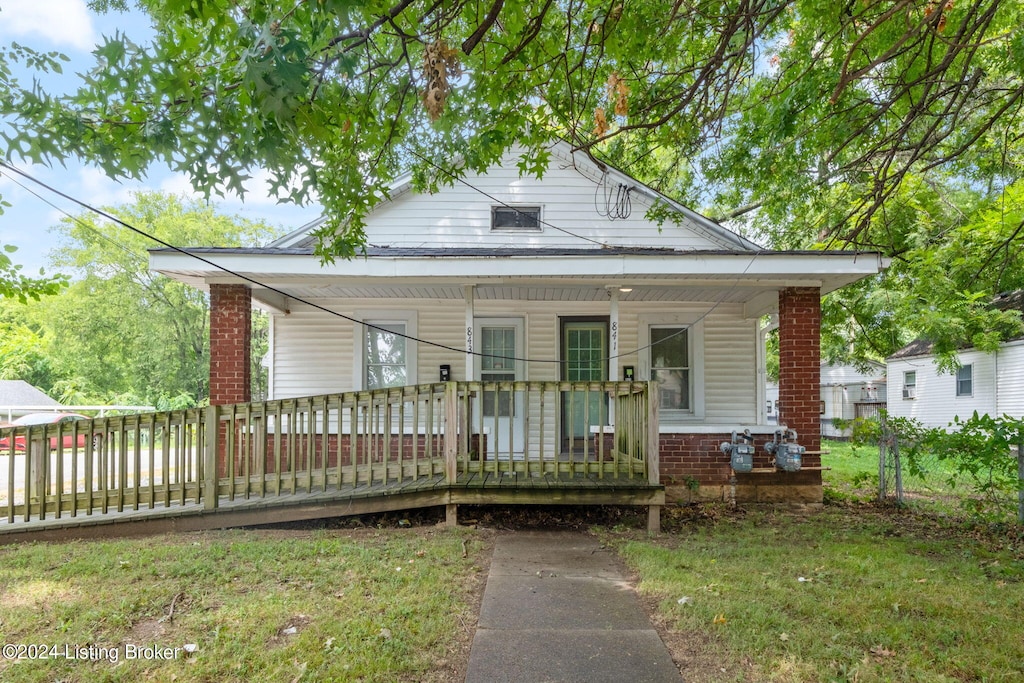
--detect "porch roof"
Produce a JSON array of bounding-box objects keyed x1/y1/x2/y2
[{"x1": 150, "y1": 246, "x2": 886, "y2": 317}]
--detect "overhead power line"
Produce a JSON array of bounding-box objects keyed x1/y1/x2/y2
[{"x1": 0, "y1": 160, "x2": 763, "y2": 369}]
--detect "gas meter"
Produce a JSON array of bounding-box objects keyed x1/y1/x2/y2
[
  {"x1": 765, "y1": 429, "x2": 804, "y2": 472},
  {"x1": 720, "y1": 430, "x2": 755, "y2": 473}
]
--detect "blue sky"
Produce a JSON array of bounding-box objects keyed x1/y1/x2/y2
[{"x1": 0, "y1": 0, "x2": 322, "y2": 276}]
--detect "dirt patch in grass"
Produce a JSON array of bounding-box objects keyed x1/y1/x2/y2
[
  {"x1": 128, "y1": 615, "x2": 170, "y2": 644},
  {"x1": 636, "y1": 588, "x2": 754, "y2": 682}
]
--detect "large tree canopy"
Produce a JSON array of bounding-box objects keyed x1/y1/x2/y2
[
  {"x1": 0, "y1": 192, "x2": 276, "y2": 406},
  {"x1": 2, "y1": 0, "x2": 1024, "y2": 363}
]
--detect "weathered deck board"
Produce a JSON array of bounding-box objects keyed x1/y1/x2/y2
[{"x1": 0, "y1": 469, "x2": 661, "y2": 544}]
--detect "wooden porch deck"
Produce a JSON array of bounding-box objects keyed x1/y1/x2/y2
[{"x1": 0, "y1": 382, "x2": 662, "y2": 543}]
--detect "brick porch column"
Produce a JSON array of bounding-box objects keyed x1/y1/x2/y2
[
  {"x1": 778, "y1": 287, "x2": 820, "y2": 454},
  {"x1": 209, "y1": 284, "x2": 252, "y2": 406}
]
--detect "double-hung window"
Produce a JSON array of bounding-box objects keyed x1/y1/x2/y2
[
  {"x1": 358, "y1": 313, "x2": 417, "y2": 390},
  {"x1": 956, "y1": 365, "x2": 973, "y2": 397},
  {"x1": 650, "y1": 326, "x2": 691, "y2": 412},
  {"x1": 903, "y1": 371, "x2": 916, "y2": 399},
  {"x1": 640, "y1": 316, "x2": 704, "y2": 421},
  {"x1": 365, "y1": 323, "x2": 407, "y2": 389}
]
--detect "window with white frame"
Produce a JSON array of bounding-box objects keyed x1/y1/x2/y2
[
  {"x1": 650, "y1": 326, "x2": 690, "y2": 412},
  {"x1": 365, "y1": 323, "x2": 407, "y2": 389},
  {"x1": 956, "y1": 364, "x2": 973, "y2": 397},
  {"x1": 903, "y1": 371, "x2": 916, "y2": 399}
]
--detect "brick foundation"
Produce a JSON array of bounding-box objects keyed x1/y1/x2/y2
[
  {"x1": 657, "y1": 432, "x2": 822, "y2": 504},
  {"x1": 589, "y1": 431, "x2": 823, "y2": 504}
]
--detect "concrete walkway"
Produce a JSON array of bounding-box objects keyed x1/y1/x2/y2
[{"x1": 465, "y1": 531, "x2": 683, "y2": 683}]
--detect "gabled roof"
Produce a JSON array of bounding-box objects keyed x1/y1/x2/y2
[
  {"x1": 0, "y1": 380, "x2": 59, "y2": 407},
  {"x1": 269, "y1": 140, "x2": 760, "y2": 252},
  {"x1": 888, "y1": 289, "x2": 1024, "y2": 360}
]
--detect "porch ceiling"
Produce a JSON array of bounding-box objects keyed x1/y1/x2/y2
[
  {"x1": 150, "y1": 247, "x2": 887, "y2": 316},
  {"x1": 262, "y1": 283, "x2": 770, "y2": 304}
]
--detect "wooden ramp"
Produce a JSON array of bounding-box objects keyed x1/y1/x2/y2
[
  {"x1": 0, "y1": 472, "x2": 663, "y2": 544},
  {"x1": 1, "y1": 382, "x2": 664, "y2": 543}
]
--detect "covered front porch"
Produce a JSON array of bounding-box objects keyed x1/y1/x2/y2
[{"x1": 155, "y1": 246, "x2": 887, "y2": 508}]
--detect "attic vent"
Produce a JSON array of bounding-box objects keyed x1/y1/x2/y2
[{"x1": 492, "y1": 206, "x2": 541, "y2": 231}]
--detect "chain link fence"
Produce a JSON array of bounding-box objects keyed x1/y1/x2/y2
[{"x1": 875, "y1": 415, "x2": 1024, "y2": 522}]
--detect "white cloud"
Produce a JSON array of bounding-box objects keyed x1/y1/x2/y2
[
  {"x1": 157, "y1": 173, "x2": 203, "y2": 199},
  {"x1": 1, "y1": 0, "x2": 97, "y2": 52},
  {"x1": 75, "y1": 167, "x2": 138, "y2": 207}
]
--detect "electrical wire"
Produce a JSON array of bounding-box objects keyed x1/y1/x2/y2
[
  {"x1": 0, "y1": 159, "x2": 764, "y2": 369},
  {"x1": 0, "y1": 170, "x2": 149, "y2": 270},
  {"x1": 594, "y1": 171, "x2": 632, "y2": 220}
]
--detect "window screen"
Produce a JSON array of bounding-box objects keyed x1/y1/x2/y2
[{"x1": 491, "y1": 206, "x2": 541, "y2": 230}]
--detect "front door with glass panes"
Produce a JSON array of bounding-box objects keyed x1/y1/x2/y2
[
  {"x1": 475, "y1": 319, "x2": 525, "y2": 460},
  {"x1": 561, "y1": 319, "x2": 609, "y2": 453}
]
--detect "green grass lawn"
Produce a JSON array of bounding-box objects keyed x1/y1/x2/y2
[
  {"x1": 611, "y1": 506, "x2": 1024, "y2": 682},
  {"x1": 0, "y1": 527, "x2": 487, "y2": 683},
  {"x1": 3, "y1": 492, "x2": 1023, "y2": 683}
]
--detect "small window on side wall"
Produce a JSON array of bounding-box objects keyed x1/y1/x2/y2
[
  {"x1": 491, "y1": 206, "x2": 541, "y2": 231},
  {"x1": 903, "y1": 371, "x2": 916, "y2": 399},
  {"x1": 956, "y1": 364, "x2": 973, "y2": 397}
]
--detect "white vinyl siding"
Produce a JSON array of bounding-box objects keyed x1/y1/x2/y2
[
  {"x1": 996, "y1": 341, "x2": 1024, "y2": 416},
  {"x1": 270, "y1": 298, "x2": 761, "y2": 427},
  {"x1": 358, "y1": 150, "x2": 730, "y2": 250},
  {"x1": 270, "y1": 304, "x2": 352, "y2": 399},
  {"x1": 887, "y1": 351, "x2": 996, "y2": 429}
]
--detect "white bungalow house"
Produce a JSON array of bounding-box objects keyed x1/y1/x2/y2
[
  {"x1": 887, "y1": 291, "x2": 1024, "y2": 429},
  {"x1": 150, "y1": 141, "x2": 886, "y2": 505}
]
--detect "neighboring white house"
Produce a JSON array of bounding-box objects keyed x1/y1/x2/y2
[
  {"x1": 887, "y1": 291, "x2": 1024, "y2": 428},
  {"x1": 151, "y1": 140, "x2": 886, "y2": 503},
  {"x1": 765, "y1": 361, "x2": 887, "y2": 437},
  {"x1": 820, "y1": 361, "x2": 886, "y2": 437}
]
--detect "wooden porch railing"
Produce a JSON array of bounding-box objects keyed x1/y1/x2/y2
[{"x1": 1, "y1": 382, "x2": 658, "y2": 523}]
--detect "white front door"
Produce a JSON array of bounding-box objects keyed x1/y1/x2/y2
[{"x1": 475, "y1": 318, "x2": 525, "y2": 459}]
